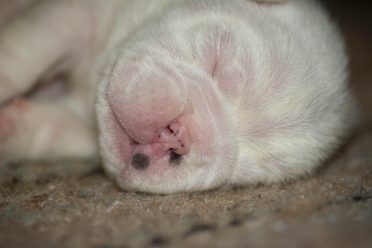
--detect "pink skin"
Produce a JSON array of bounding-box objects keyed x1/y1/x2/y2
[
  {"x1": 133, "y1": 120, "x2": 192, "y2": 159},
  {"x1": 118, "y1": 118, "x2": 192, "y2": 168},
  {"x1": 98, "y1": 53, "x2": 237, "y2": 192},
  {"x1": 105, "y1": 49, "x2": 225, "y2": 171},
  {"x1": 106, "y1": 70, "x2": 211, "y2": 169},
  {"x1": 107, "y1": 64, "x2": 192, "y2": 163}
]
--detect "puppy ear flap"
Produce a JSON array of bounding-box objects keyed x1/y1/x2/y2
[{"x1": 249, "y1": 0, "x2": 288, "y2": 4}]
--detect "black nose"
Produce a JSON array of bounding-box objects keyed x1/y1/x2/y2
[{"x1": 131, "y1": 153, "x2": 150, "y2": 170}]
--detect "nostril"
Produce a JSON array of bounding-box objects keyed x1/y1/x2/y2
[
  {"x1": 167, "y1": 125, "x2": 173, "y2": 133},
  {"x1": 154, "y1": 120, "x2": 191, "y2": 156},
  {"x1": 167, "y1": 124, "x2": 177, "y2": 136}
]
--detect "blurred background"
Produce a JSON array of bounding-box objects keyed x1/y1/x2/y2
[{"x1": 323, "y1": 0, "x2": 372, "y2": 124}]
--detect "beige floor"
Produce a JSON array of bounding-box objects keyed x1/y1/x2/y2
[{"x1": 1, "y1": 1, "x2": 371, "y2": 247}]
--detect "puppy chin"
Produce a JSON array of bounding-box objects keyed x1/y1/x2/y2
[{"x1": 114, "y1": 147, "x2": 236, "y2": 194}]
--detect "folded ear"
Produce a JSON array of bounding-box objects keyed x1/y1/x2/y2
[{"x1": 250, "y1": 0, "x2": 288, "y2": 4}]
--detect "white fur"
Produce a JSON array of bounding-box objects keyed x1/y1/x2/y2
[
  {"x1": 97, "y1": 0, "x2": 356, "y2": 193},
  {"x1": 0, "y1": 0, "x2": 357, "y2": 193}
]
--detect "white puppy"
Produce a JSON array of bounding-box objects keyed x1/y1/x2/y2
[{"x1": 0, "y1": 0, "x2": 357, "y2": 193}]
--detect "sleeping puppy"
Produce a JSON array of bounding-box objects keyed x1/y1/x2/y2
[{"x1": 0, "y1": 0, "x2": 357, "y2": 193}]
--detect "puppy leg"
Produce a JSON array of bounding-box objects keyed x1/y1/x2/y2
[
  {"x1": 0, "y1": 98, "x2": 97, "y2": 163},
  {"x1": 0, "y1": 0, "x2": 93, "y2": 104}
]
